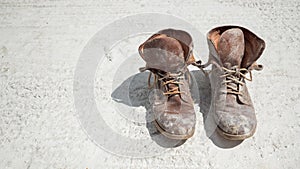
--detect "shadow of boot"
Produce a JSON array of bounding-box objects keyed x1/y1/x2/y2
[
  {"x1": 111, "y1": 71, "x2": 186, "y2": 148},
  {"x1": 190, "y1": 70, "x2": 243, "y2": 148}
]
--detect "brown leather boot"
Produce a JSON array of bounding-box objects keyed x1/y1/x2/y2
[
  {"x1": 203, "y1": 26, "x2": 265, "y2": 140},
  {"x1": 138, "y1": 29, "x2": 196, "y2": 140}
]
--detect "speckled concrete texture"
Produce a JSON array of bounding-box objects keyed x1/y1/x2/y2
[{"x1": 0, "y1": 0, "x2": 299, "y2": 168}]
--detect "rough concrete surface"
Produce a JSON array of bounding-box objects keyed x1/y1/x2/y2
[{"x1": 0, "y1": 0, "x2": 299, "y2": 168}]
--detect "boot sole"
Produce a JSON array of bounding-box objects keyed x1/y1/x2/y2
[
  {"x1": 154, "y1": 120, "x2": 194, "y2": 140},
  {"x1": 216, "y1": 123, "x2": 257, "y2": 140}
]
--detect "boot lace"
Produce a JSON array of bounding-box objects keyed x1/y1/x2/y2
[
  {"x1": 139, "y1": 67, "x2": 187, "y2": 97},
  {"x1": 148, "y1": 71, "x2": 186, "y2": 97},
  {"x1": 191, "y1": 59, "x2": 263, "y2": 96},
  {"x1": 220, "y1": 66, "x2": 252, "y2": 95}
]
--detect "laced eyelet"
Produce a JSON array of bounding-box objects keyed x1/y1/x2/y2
[
  {"x1": 221, "y1": 66, "x2": 253, "y2": 95},
  {"x1": 142, "y1": 69, "x2": 187, "y2": 98}
]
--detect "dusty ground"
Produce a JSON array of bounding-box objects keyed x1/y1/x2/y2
[{"x1": 0, "y1": 0, "x2": 299, "y2": 168}]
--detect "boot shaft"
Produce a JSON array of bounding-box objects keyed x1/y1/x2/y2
[
  {"x1": 139, "y1": 29, "x2": 195, "y2": 73},
  {"x1": 207, "y1": 26, "x2": 265, "y2": 69}
]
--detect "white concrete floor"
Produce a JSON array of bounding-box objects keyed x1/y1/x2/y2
[{"x1": 0, "y1": 0, "x2": 299, "y2": 168}]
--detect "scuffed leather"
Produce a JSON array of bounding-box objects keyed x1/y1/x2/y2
[
  {"x1": 207, "y1": 26, "x2": 265, "y2": 137},
  {"x1": 237, "y1": 79, "x2": 252, "y2": 105},
  {"x1": 139, "y1": 29, "x2": 196, "y2": 137},
  {"x1": 153, "y1": 76, "x2": 195, "y2": 136},
  {"x1": 211, "y1": 64, "x2": 257, "y2": 136}
]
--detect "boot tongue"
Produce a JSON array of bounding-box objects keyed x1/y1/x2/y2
[
  {"x1": 217, "y1": 28, "x2": 245, "y2": 68},
  {"x1": 216, "y1": 28, "x2": 245, "y2": 99},
  {"x1": 140, "y1": 35, "x2": 186, "y2": 73},
  {"x1": 158, "y1": 29, "x2": 193, "y2": 62}
]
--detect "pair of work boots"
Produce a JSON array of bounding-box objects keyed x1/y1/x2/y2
[{"x1": 138, "y1": 26, "x2": 265, "y2": 140}]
